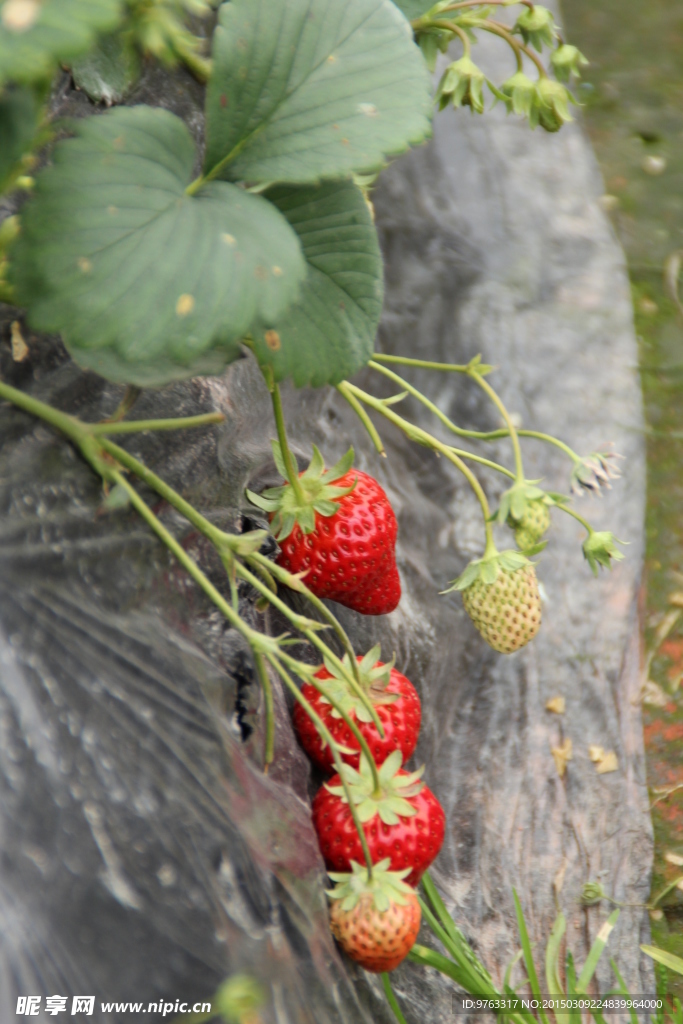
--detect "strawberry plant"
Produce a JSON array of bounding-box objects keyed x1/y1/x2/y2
[{"x1": 0, "y1": 0, "x2": 632, "y2": 1020}]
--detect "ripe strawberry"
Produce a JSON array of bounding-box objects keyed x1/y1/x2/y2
[
  {"x1": 445, "y1": 550, "x2": 541, "y2": 654},
  {"x1": 327, "y1": 859, "x2": 421, "y2": 973},
  {"x1": 293, "y1": 645, "x2": 421, "y2": 773},
  {"x1": 312, "y1": 750, "x2": 445, "y2": 887},
  {"x1": 247, "y1": 444, "x2": 400, "y2": 615}
]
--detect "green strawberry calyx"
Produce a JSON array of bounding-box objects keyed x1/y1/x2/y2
[
  {"x1": 326, "y1": 858, "x2": 414, "y2": 913},
  {"x1": 442, "y1": 549, "x2": 532, "y2": 594},
  {"x1": 582, "y1": 531, "x2": 627, "y2": 576},
  {"x1": 246, "y1": 442, "x2": 356, "y2": 541},
  {"x1": 513, "y1": 5, "x2": 557, "y2": 52},
  {"x1": 325, "y1": 749, "x2": 424, "y2": 825},
  {"x1": 495, "y1": 480, "x2": 554, "y2": 526},
  {"x1": 317, "y1": 644, "x2": 400, "y2": 724}
]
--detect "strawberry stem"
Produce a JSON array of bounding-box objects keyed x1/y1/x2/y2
[
  {"x1": 335, "y1": 382, "x2": 386, "y2": 457},
  {"x1": 371, "y1": 356, "x2": 583, "y2": 464},
  {"x1": 342, "y1": 381, "x2": 498, "y2": 560},
  {"x1": 466, "y1": 369, "x2": 525, "y2": 484},
  {"x1": 263, "y1": 367, "x2": 307, "y2": 506},
  {"x1": 268, "y1": 656, "x2": 376, "y2": 878},
  {"x1": 555, "y1": 502, "x2": 594, "y2": 536},
  {"x1": 253, "y1": 652, "x2": 275, "y2": 771}
]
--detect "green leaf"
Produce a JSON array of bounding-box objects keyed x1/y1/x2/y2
[
  {"x1": 545, "y1": 911, "x2": 566, "y2": 999},
  {"x1": 204, "y1": 0, "x2": 432, "y2": 184},
  {"x1": 71, "y1": 30, "x2": 141, "y2": 105},
  {"x1": 513, "y1": 889, "x2": 550, "y2": 1024},
  {"x1": 250, "y1": 180, "x2": 382, "y2": 387},
  {"x1": 0, "y1": 0, "x2": 123, "y2": 87},
  {"x1": 10, "y1": 106, "x2": 306, "y2": 387},
  {"x1": 0, "y1": 85, "x2": 39, "y2": 191},
  {"x1": 641, "y1": 945, "x2": 683, "y2": 978},
  {"x1": 576, "y1": 909, "x2": 619, "y2": 993},
  {"x1": 391, "y1": 0, "x2": 436, "y2": 19}
]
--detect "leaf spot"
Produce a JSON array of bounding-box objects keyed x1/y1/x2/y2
[
  {"x1": 265, "y1": 330, "x2": 281, "y2": 351},
  {"x1": 328, "y1": 54, "x2": 337, "y2": 63},
  {"x1": 332, "y1": 124, "x2": 340, "y2": 131},
  {"x1": 77, "y1": 257, "x2": 92, "y2": 274},
  {"x1": 176, "y1": 294, "x2": 195, "y2": 317},
  {"x1": 272, "y1": 266, "x2": 283, "y2": 277},
  {"x1": 341, "y1": 138, "x2": 350, "y2": 146},
  {"x1": 237, "y1": 37, "x2": 247, "y2": 51},
  {"x1": 254, "y1": 265, "x2": 267, "y2": 281},
  {"x1": 220, "y1": 94, "x2": 228, "y2": 108},
  {"x1": 222, "y1": 233, "x2": 236, "y2": 246},
  {"x1": 113, "y1": 135, "x2": 125, "y2": 151},
  {"x1": 1, "y1": 0, "x2": 39, "y2": 32},
  {"x1": 358, "y1": 103, "x2": 378, "y2": 117},
  {"x1": 107, "y1": 206, "x2": 118, "y2": 215}
]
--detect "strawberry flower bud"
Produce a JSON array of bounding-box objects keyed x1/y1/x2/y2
[
  {"x1": 514, "y1": 5, "x2": 557, "y2": 52},
  {"x1": 570, "y1": 447, "x2": 624, "y2": 495},
  {"x1": 435, "y1": 56, "x2": 486, "y2": 113},
  {"x1": 499, "y1": 71, "x2": 536, "y2": 117},
  {"x1": 551, "y1": 43, "x2": 589, "y2": 83},
  {"x1": 582, "y1": 531, "x2": 627, "y2": 576},
  {"x1": 533, "y1": 78, "x2": 574, "y2": 133},
  {"x1": 580, "y1": 881, "x2": 607, "y2": 906}
]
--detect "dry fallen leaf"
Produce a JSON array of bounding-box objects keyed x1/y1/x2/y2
[
  {"x1": 665, "y1": 852, "x2": 683, "y2": 867},
  {"x1": 595, "y1": 751, "x2": 619, "y2": 774},
  {"x1": 655, "y1": 609, "x2": 681, "y2": 645},
  {"x1": 640, "y1": 679, "x2": 669, "y2": 707},
  {"x1": 546, "y1": 696, "x2": 566, "y2": 715},
  {"x1": 10, "y1": 320, "x2": 29, "y2": 362},
  {"x1": 588, "y1": 745, "x2": 605, "y2": 763},
  {"x1": 668, "y1": 592, "x2": 683, "y2": 609},
  {"x1": 551, "y1": 738, "x2": 573, "y2": 778}
]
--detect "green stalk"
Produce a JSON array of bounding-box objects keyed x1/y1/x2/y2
[
  {"x1": 467, "y1": 369, "x2": 524, "y2": 483},
  {"x1": 371, "y1": 355, "x2": 582, "y2": 467},
  {"x1": 555, "y1": 503, "x2": 593, "y2": 536},
  {"x1": 335, "y1": 382, "x2": 386, "y2": 457},
  {"x1": 343, "y1": 381, "x2": 497, "y2": 558},
  {"x1": 367, "y1": 362, "x2": 515, "y2": 478},
  {"x1": 259, "y1": 369, "x2": 308, "y2": 504},
  {"x1": 91, "y1": 412, "x2": 225, "y2": 434},
  {"x1": 276, "y1": 648, "x2": 383, "y2": 798},
  {"x1": 252, "y1": 651, "x2": 275, "y2": 771},
  {"x1": 0, "y1": 379, "x2": 90, "y2": 446},
  {"x1": 108, "y1": 471, "x2": 271, "y2": 652},
  {"x1": 234, "y1": 559, "x2": 385, "y2": 739},
  {"x1": 268, "y1": 655, "x2": 376, "y2": 878},
  {"x1": 479, "y1": 19, "x2": 546, "y2": 76}
]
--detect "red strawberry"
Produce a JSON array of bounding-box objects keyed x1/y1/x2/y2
[
  {"x1": 247, "y1": 444, "x2": 400, "y2": 615},
  {"x1": 312, "y1": 751, "x2": 445, "y2": 887},
  {"x1": 293, "y1": 646, "x2": 421, "y2": 773},
  {"x1": 327, "y1": 859, "x2": 421, "y2": 973}
]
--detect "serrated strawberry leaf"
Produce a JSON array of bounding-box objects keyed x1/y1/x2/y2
[
  {"x1": 250, "y1": 181, "x2": 383, "y2": 388},
  {"x1": 10, "y1": 106, "x2": 306, "y2": 387},
  {"x1": 0, "y1": 85, "x2": 40, "y2": 192},
  {"x1": 0, "y1": 0, "x2": 123, "y2": 87},
  {"x1": 205, "y1": 0, "x2": 432, "y2": 185}
]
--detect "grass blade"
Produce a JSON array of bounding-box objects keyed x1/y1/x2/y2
[
  {"x1": 641, "y1": 946, "x2": 683, "y2": 977},
  {"x1": 609, "y1": 957, "x2": 638, "y2": 1024},
  {"x1": 576, "y1": 909, "x2": 619, "y2": 993},
  {"x1": 382, "y1": 972, "x2": 409, "y2": 1024},
  {"x1": 512, "y1": 889, "x2": 550, "y2": 1024},
  {"x1": 545, "y1": 912, "x2": 566, "y2": 999},
  {"x1": 566, "y1": 952, "x2": 581, "y2": 1024}
]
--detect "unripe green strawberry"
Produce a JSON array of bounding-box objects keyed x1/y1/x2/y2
[
  {"x1": 327, "y1": 860, "x2": 421, "y2": 973},
  {"x1": 511, "y1": 498, "x2": 550, "y2": 551},
  {"x1": 445, "y1": 551, "x2": 541, "y2": 654}
]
